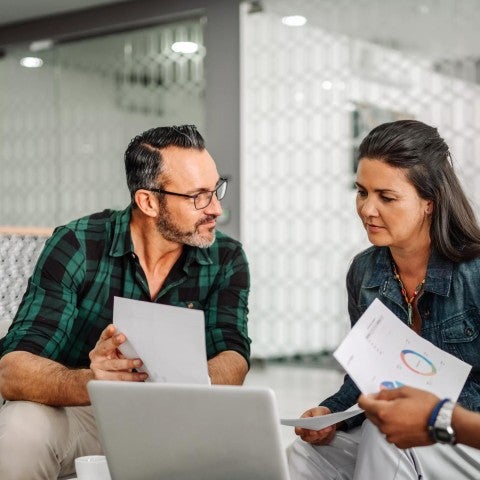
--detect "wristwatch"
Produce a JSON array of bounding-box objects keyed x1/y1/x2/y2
[{"x1": 428, "y1": 399, "x2": 456, "y2": 444}]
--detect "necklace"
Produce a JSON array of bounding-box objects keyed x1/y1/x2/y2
[{"x1": 392, "y1": 262, "x2": 425, "y2": 327}]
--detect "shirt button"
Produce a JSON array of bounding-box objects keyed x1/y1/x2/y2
[
  {"x1": 187, "y1": 303, "x2": 194, "y2": 308},
  {"x1": 131, "y1": 253, "x2": 136, "y2": 259},
  {"x1": 424, "y1": 309, "x2": 430, "y2": 317}
]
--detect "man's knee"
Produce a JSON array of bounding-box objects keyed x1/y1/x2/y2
[
  {"x1": 0, "y1": 400, "x2": 68, "y2": 443},
  {"x1": 0, "y1": 401, "x2": 67, "y2": 478}
]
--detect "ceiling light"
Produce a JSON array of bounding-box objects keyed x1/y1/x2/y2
[
  {"x1": 19, "y1": 56, "x2": 43, "y2": 68},
  {"x1": 171, "y1": 41, "x2": 199, "y2": 54},
  {"x1": 281, "y1": 15, "x2": 307, "y2": 27}
]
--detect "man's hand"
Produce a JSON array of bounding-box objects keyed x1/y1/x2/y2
[
  {"x1": 89, "y1": 325, "x2": 148, "y2": 382},
  {"x1": 358, "y1": 386, "x2": 439, "y2": 448},
  {"x1": 294, "y1": 406, "x2": 336, "y2": 445}
]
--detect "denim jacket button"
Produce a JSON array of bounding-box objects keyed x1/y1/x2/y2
[{"x1": 465, "y1": 327, "x2": 474, "y2": 337}]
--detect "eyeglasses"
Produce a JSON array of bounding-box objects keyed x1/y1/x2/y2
[{"x1": 148, "y1": 178, "x2": 228, "y2": 210}]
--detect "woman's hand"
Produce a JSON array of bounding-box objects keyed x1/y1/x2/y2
[{"x1": 294, "y1": 406, "x2": 337, "y2": 445}]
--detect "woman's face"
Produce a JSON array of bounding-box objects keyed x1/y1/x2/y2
[{"x1": 355, "y1": 158, "x2": 432, "y2": 252}]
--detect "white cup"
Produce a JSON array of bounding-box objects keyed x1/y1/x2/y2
[{"x1": 75, "y1": 455, "x2": 112, "y2": 480}]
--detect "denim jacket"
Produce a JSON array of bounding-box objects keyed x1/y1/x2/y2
[{"x1": 321, "y1": 246, "x2": 480, "y2": 430}]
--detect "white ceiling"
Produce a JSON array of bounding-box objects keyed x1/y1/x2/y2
[
  {"x1": 264, "y1": 0, "x2": 480, "y2": 60},
  {"x1": 0, "y1": 0, "x2": 133, "y2": 26},
  {"x1": 2, "y1": 0, "x2": 480, "y2": 60}
]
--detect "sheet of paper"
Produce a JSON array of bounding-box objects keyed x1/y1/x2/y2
[
  {"x1": 113, "y1": 296, "x2": 209, "y2": 384},
  {"x1": 281, "y1": 404, "x2": 364, "y2": 429},
  {"x1": 333, "y1": 298, "x2": 472, "y2": 401}
]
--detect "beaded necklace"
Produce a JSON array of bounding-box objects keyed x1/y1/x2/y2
[{"x1": 392, "y1": 262, "x2": 425, "y2": 327}]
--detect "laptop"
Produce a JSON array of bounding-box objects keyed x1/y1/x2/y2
[{"x1": 87, "y1": 381, "x2": 291, "y2": 480}]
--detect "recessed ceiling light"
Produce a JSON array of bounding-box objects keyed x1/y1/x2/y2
[
  {"x1": 171, "y1": 41, "x2": 199, "y2": 54},
  {"x1": 281, "y1": 15, "x2": 307, "y2": 27},
  {"x1": 19, "y1": 56, "x2": 43, "y2": 68}
]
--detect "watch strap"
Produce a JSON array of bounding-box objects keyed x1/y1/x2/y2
[
  {"x1": 428, "y1": 398, "x2": 456, "y2": 444},
  {"x1": 428, "y1": 398, "x2": 449, "y2": 430}
]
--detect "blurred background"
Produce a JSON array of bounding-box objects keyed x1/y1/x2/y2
[{"x1": 1, "y1": 0, "x2": 480, "y2": 364}]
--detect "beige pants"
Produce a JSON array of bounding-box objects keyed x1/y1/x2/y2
[{"x1": 0, "y1": 400, "x2": 103, "y2": 480}]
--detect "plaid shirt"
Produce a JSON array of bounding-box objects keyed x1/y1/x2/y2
[{"x1": 0, "y1": 207, "x2": 251, "y2": 367}]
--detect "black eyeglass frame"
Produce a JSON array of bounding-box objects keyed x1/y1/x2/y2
[{"x1": 147, "y1": 177, "x2": 228, "y2": 210}]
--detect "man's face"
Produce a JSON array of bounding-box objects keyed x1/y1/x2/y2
[{"x1": 155, "y1": 146, "x2": 223, "y2": 248}]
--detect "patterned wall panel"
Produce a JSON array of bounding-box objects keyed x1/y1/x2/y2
[
  {"x1": 0, "y1": 232, "x2": 49, "y2": 327},
  {"x1": 241, "y1": 1, "x2": 480, "y2": 358}
]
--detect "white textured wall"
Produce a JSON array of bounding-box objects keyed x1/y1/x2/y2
[{"x1": 241, "y1": 8, "x2": 480, "y2": 358}]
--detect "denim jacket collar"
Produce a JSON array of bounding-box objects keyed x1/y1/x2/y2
[{"x1": 364, "y1": 246, "x2": 453, "y2": 297}]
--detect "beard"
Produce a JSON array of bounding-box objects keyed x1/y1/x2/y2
[{"x1": 155, "y1": 207, "x2": 217, "y2": 248}]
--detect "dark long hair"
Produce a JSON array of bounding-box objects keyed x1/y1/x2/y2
[
  {"x1": 358, "y1": 119, "x2": 480, "y2": 262},
  {"x1": 124, "y1": 125, "x2": 205, "y2": 205}
]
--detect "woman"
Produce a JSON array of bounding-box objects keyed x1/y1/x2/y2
[{"x1": 287, "y1": 120, "x2": 480, "y2": 479}]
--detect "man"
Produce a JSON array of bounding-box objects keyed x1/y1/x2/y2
[
  {"x1": 0, "y1": 125, "x2": 251, "y2": 479},
  {"x1": 359, "y1": 386, "x2": 480, "y2": 450}
]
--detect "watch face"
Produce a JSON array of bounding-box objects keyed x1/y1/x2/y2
[{"x1": 434, "y1": 427, "x2": 455, "y2": 444}]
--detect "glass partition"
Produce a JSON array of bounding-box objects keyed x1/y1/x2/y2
[{"x1": 0, "y1": 18, "x2": 206, "y2": 226}]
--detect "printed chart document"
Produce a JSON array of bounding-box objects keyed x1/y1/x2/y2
[
  {"x1": 281, "y1": 299, "x2": 472, "y2": 431},
  {"x1": 334, "y1": 298, "x2": 472, "y2": 401},
  {"x1": 113, "y1": 296, "x2": 209, "y2": 384}
]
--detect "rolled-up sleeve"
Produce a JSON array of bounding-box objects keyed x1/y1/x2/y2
[{"x1": 204, "y1": 243, "x2": 251, "y2": 365}]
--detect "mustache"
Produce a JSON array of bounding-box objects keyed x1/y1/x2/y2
[{"x1": 197, "y1": 215, "x2": 217, "y2": 226}]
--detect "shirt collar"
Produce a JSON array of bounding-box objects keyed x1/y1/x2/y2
[
  {"x1": 185, "y1": 245, "x2": 214, "y2": 267},
  {"x1": 424, "y1": 248, "x2": 453, "y2": 296},
  {"x1": 110, "y1": 206, "x2": 134, "y2": 257}
]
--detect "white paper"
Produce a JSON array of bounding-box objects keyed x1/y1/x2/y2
[
  {"x1": 333, "y1": 298, "x2": 472, "y2": 401},
  {"x1": 281, "y1": 404, "x2": 364, "y2": 429},
  {"x1": 113, "y1": 297, "x2": 209, "y2": 384}
]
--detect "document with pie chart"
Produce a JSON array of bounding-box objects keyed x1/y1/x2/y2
[{"x1": 333, "y1": 298, "x2": 472, "y2": 401}]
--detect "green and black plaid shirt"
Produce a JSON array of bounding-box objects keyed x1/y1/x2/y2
[{"x1": 0, "y1": 207, "x2": 251, "y2": 367}]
